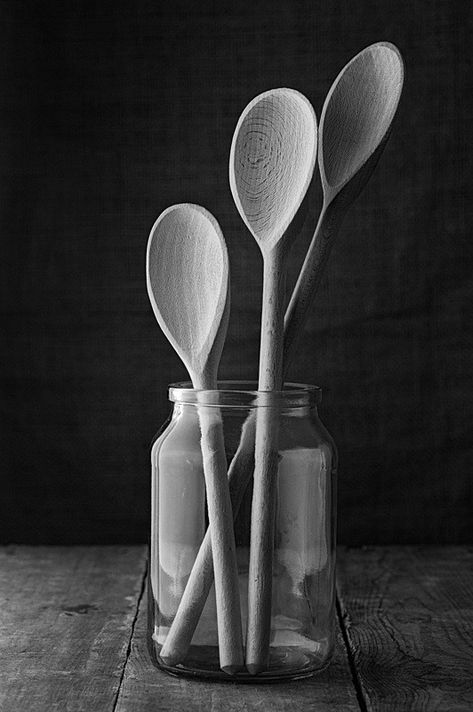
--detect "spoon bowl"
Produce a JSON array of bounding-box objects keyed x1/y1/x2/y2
[
  {"x1": 230, "y1": 88, "x2": 317, "y2": 254},
  {"x1": 320, "y1": 42, "x2": 403, "y2": 194},
  {"x1": 146, "y1": 203, "x2": 229, "y2": 389}
]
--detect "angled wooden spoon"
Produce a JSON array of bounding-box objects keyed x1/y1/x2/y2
[
  {"x1": 284, "y1": 42, "x2": 404, "y2": 365},
  {"x1": 230, "y1": 88, "x2": 317, "y2": 673},
  {"x1": 146, "y1": 203, "x2": 243, "y2": 673}
]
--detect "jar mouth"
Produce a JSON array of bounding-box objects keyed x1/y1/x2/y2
[{"x1": 168, "y1": 381, "x2": 321, "y2": 408}]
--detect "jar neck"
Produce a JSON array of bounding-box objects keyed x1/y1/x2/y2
[{"x1": 168, "y1": 381, "x2": 321, "y2": 413}]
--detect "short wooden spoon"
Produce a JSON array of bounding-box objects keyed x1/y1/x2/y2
[
  {"x1": 284, "y1": 42, "x2": 404, "y2": 363},
  {"x1": 230, "y1": 88, "x2": 317, "y2": 673},
  {"x1": 146, "y1": 203, "x2": 243, "y2": 673}
]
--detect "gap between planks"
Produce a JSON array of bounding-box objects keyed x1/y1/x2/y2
[
  {"x1": 112, "y1": 556, "x2": 148, "y2": 712},
  {"x1": 336, "y1": 595, "x2": 368, "y2": 712}
]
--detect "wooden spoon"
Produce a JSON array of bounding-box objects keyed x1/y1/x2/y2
[
  {"x1": 284, "y1": 42, "x2": 404, "y2": 364},
  {"x1": 146, "y1": 203, "x2": 243, "y2": 673},
  {"x1": 230, "y1": 88, "x2": 317, "y2": 673}
]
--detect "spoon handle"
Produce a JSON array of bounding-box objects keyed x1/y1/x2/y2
[
  {"x1": 246, "y1": 248, "x2": 285, "y2": 673},
  {"x1": 198, "y1": 404, "x2": 244, "y2": 673},
  {"x1": 160, "y1": 401, "x2": 244, "y2": 673},
  {"x1": 284, "y1": 201, "x2": 346, "y2": 368},
  {"x1": 159, "y1": 414, "x2": 256, "y2": 666}
]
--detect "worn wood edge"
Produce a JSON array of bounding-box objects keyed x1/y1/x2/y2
[{"x1": 336, "y1": 546, "x2": 473, "y2": 712}]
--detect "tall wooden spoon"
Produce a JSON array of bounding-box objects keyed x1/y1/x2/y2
[
  {"x1": 284, "y1": 42, "x2": 404, "y2": 364},
  {"x1": 230, "y1": 88, "x2": 317, "y2": 672},
  {"x1": 146, "y1": 203, "x2": 243, "y2": 673}
]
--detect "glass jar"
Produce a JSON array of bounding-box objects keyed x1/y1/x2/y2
[{"x1": 147, "y1": 381, "x2": 337, "y2": 682}]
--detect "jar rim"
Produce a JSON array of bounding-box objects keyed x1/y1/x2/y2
[{"x1": 168, "y1": 381, "x2": 321, "y2": 408}]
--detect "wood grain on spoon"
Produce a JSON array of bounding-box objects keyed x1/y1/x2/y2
[
  {"x1": 146, "y1": 204, "x2": 243, "y2": 673},
  {"x1": 230, "y1": 88, "x2": 317, "y2": 673},
  {"x1": 284, "y1": 42, "x2": 404, "y2": 365}
]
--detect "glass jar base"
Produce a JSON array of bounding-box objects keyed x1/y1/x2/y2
[{"x1": 149, "y1": 640, "x2": 333, "y2": 683}]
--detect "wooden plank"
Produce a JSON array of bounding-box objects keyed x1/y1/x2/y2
[
  {"x1": 337, "y1": 546, "x2": 473, "y2": 712},
  {"x1": 0, "y1": 546, "x2": 147, "y2": 712},
  {"x1": 114, "y1": 586, "x2": 359, "y2": 712}
]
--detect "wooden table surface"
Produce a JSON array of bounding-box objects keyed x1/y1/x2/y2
[{"x1": 0, "y1": 546, "x2": 472, "y2": 711}]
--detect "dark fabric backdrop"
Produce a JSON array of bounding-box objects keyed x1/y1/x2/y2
[{"x1": 1, "y1": 0, "x2": 471, "y2": 544}]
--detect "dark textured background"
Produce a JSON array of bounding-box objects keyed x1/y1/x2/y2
[{"x1": 1, "y1": 1, "x2": 471, "y2": 544}]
